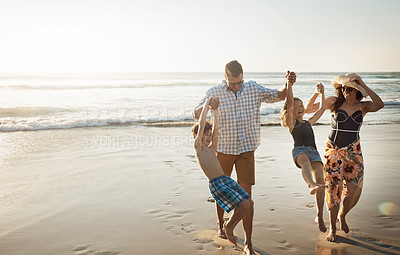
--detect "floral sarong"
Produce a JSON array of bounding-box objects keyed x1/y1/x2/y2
[{"x1": 323, "y1": 139, "x2": 364, "y2": 210}]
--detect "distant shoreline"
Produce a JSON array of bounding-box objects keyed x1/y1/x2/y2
[{"x1": 1, "y1": 121, "x2": 399, "y2": 133}]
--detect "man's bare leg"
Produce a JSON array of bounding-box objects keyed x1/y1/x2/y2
[
  {"x1": 339, "y1": 182, "x2": 362, "y2": 233},
  {"x1": 223, "y1": 199, "x2": 253, "y2": 246},
  {"x1": 239, "y1": 183, "x2": 255, "y2": 255}
]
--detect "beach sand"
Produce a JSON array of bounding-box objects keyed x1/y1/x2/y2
[{"x1": 0, "y1": 124, "x2": 399, "y2": 255}]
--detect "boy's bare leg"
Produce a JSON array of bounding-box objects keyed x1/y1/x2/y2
[
  {"x1": 339, "y1": 182, "x2": 362, "y2": 233},
  {"x1": 312, "y1": 162, "x2": 327, "y2": 232},
  {"x1": 326, "y1": 205, "x2": 339, "y2": 242},
  {"x1": 215, "y1": 152, "x2": 235, "y2": 239},
  {"x1": 239, "y1": 183, "x2": 255, "y2": 255},
  {"x1": 223, "y1": 198, "x2": 252, "y2": 246},
  {"x1": 216, "y1": 204, "x2": 227, "y2": 239}
]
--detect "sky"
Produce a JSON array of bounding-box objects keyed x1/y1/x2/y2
[{"x1": 0, "y1": 0, "x2": 399, "y2": 72}]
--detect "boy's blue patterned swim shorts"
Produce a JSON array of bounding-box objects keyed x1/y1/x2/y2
[{"x1": 209, "y1": 175, "x2": 250, "y2": 213}]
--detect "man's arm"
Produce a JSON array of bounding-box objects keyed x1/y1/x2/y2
[{"x1": 277, "y1": 71, "x2": 297, "y2": 100}]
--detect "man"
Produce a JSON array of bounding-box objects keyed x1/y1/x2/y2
[{"x1": 194, "y1": 60, "x2": 296, "y2": 255}]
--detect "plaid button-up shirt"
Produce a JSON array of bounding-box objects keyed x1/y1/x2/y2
[{"x1": 196, "y1": 80, "x2": 281, "y2": 155}]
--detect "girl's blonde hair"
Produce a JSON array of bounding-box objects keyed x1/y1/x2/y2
[{"x1": 280, "y1": 97, "x2": 302, "y2": 127}]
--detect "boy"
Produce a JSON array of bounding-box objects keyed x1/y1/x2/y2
[{"x1": 192, "y1": 96, "x2": 253, "y2": 246}]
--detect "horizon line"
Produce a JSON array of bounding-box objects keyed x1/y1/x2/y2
[{"x1": 1, "y1": 70, "x2": 399, "y2": 74}]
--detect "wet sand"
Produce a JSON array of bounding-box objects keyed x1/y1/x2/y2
[{"x1": 0, "y1": 124, "x2": 399, "y2": 254}]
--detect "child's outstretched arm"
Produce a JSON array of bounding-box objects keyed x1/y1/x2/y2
[
  {"x1": 286, "y1": 74, "x2": 295, "y2": 132},
  {"x1": 308, "y1": 83, "x2": 326, "y2": 126},
  {"x1": 211, "y1": 97, "x2": 219, "y2": 151},
  {"x1": 304, "y1": 90, "x2": 319, "y2": 114},
  {"x1": 305, "y1": 85, "x2": 336, "y2": 113},
  {"x1": 194, "y1": 97, "x2": 212, "y2": 147}
]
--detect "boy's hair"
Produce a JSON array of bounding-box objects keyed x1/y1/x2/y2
[
  {"x1": 280, "y1": 97, "x2": 302, "y2": 127},
  {"x1": 225, "y1": 60, "x2": 243, "y2": 78},
  {"x1": 192, "y1": 120, "x2": 212, "y2": 138}
]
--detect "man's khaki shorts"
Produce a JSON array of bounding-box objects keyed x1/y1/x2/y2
[{"x1": 216, "y1": 151, "x2": 255, "y2": 185}]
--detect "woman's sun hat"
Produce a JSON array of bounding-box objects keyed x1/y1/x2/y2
[{"x1": 332, "y1": 73, "x2": 368, "y2": 97}]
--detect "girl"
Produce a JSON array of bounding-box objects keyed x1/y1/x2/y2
[{"x1": 280, "y1": 78, "x2": 327, "y2": 232}]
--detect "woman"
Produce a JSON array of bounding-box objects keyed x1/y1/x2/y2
[{"x1": 305, "y1": 73, "x2": 384, "y2": 241}]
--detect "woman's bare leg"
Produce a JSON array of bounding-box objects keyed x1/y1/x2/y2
[
  {"x1": 326, "y1": 204, "x2": 339, "y2": 241},
  {"x1": 339, "y1": 182, "x2": 362, "y2": 233}
]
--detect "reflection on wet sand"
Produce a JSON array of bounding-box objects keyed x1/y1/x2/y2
[{"x1": 316, "y1": 234, "x2": 400, "y2": 255}]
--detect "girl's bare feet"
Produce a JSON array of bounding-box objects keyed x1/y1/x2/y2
[
  {"x1": 315, "y1": 216, "x2": 327, "y2": 232},
  {"x1": 223, "y1": 222, "x2": 237, "y2": 246},
  {"x1": 309, "y1": 183, "x2": 327, "y2": 195}
]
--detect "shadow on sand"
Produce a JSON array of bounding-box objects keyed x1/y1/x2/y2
[
  {"x1": 328, "y1": 235, "x2": 400, "y2": 255},
  {"x1": 236, "y1": 237, "x2": 270, "y2": 255}
]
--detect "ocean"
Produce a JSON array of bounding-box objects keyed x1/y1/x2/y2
[{"x1": 0, "y1": 72, "x2": 399, "y2": 132}]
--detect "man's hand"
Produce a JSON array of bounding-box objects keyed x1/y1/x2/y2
[
  {"x1": 210, "y1": 97, "x2": 220, "y2": 110},
  {"x1": 286, "y1": 71, "x2": 297, "y2": 85}
]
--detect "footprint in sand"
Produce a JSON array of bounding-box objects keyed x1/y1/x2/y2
[
  {"x1": 73, "y1": 246, "x2": 88, "y2": 253},
  {"x1": 166, "y1": 214, "x2": 185, "y2": 219},
  {"x1": 257, "y1": 155, "x2": 276, "y2": 162},
  {"x1": 195, "y1": 230, "x2": 242, "y2": 253},
  {"x1": 164, "y1": 200, "x2": 173, "y2": 205},
  {"x1": 293, "y1": 192, "x2": 304, "y2": 198},
  {"x1": 164, "y1": 160, "x2": 175, "y2": 168},
  {"x1": 255, "y1": 222, "x2": 282, "y2": 233},
  {"x1": 149, "y1": 207, "x2": 196, "y2": 238},
  {"x1": 166, "y1": 222, "x2": 195, "y2": 235},
  {"x1": 267, "y1": 224, "x2": 283, "y2": 233},
  {"x1": 73, "y1": 245, "x2": 119, "y2": 255},
  {"x1": 186, "y1": 155, "x2": 197, "y2": 163},
  {"x1": 173, "y1": 186, "x2": 182, "y2": 197},
  {"x1": 147, "y1": 209, "x2": 163, "y2": 214},
  {"x1": 191, "y1": 237, "x2": 214, "y2": 252},
  {"x1": 276, "y1": 240, "x2": 296, "y2": 251},
  {"x1": 258, "y1": 193, "x2": 269, "y2": 199},
  {"x1": 166, "y1": 224, "x2": 183, "y2": 236},
  {"x1": 180, "y1": 222, "x2": 195, "y2": 234},
  {"x1": 306, "y1": 202, "x2": 315, "y2": 208}
]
